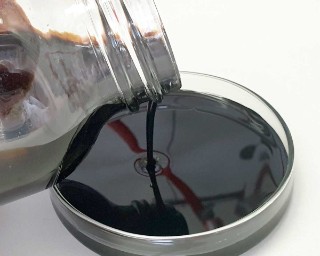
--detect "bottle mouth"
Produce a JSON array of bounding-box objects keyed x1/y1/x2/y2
[{"x1": 95, "y1": 0, "x2": 181, "y2": 110}]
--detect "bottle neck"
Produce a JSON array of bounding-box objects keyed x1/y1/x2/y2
[{"x1": 92, "y1": 0, "x2": 181, "y2": 111}]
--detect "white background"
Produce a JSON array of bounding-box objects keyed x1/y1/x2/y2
[{"x1": 1, "y1": 0, "x2": 320, "y2": 255}]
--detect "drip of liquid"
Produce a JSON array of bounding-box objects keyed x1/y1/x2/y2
[{"x1": 146, "y1": 101, "x2": 165, "y2": 210}]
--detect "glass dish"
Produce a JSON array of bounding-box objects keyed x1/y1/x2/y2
[{"x1": 50, "y1": 71, "x2": 294, "y2": 256}]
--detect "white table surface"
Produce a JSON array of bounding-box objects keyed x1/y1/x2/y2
[{"x1": 1, "y1": 0, "x2": 319, "y2": 255}]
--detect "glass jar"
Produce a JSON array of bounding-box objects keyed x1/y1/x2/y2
[{"x1": 0, "y1": 0, "x2": 180, "y2": 204}]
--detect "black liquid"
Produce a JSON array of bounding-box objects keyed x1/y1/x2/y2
[
  {"x1": 57, "y1": 103, "x2": 126, "y2": 183},
  {"x1": 58, "y1": 91, "x2": 288, "y2": 236},
  {"x1": 145, "y1": 101, "x2": 165, "y2": 209}
]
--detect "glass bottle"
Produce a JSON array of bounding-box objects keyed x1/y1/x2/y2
[{"x1": 0, "y1": 0, "x2": 180, "y2": 204}]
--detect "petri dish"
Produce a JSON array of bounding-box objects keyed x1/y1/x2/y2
[{"x1": 50, "y1": 71, "x2": 294, "y2": 256}]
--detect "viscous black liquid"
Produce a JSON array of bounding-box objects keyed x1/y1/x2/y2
[
  {"x1": 58, "y1": 91, "x2": 288, "y2": 236},
  {"x1": 145, "y1": 101, "x2": 164, "y2": 209}
]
